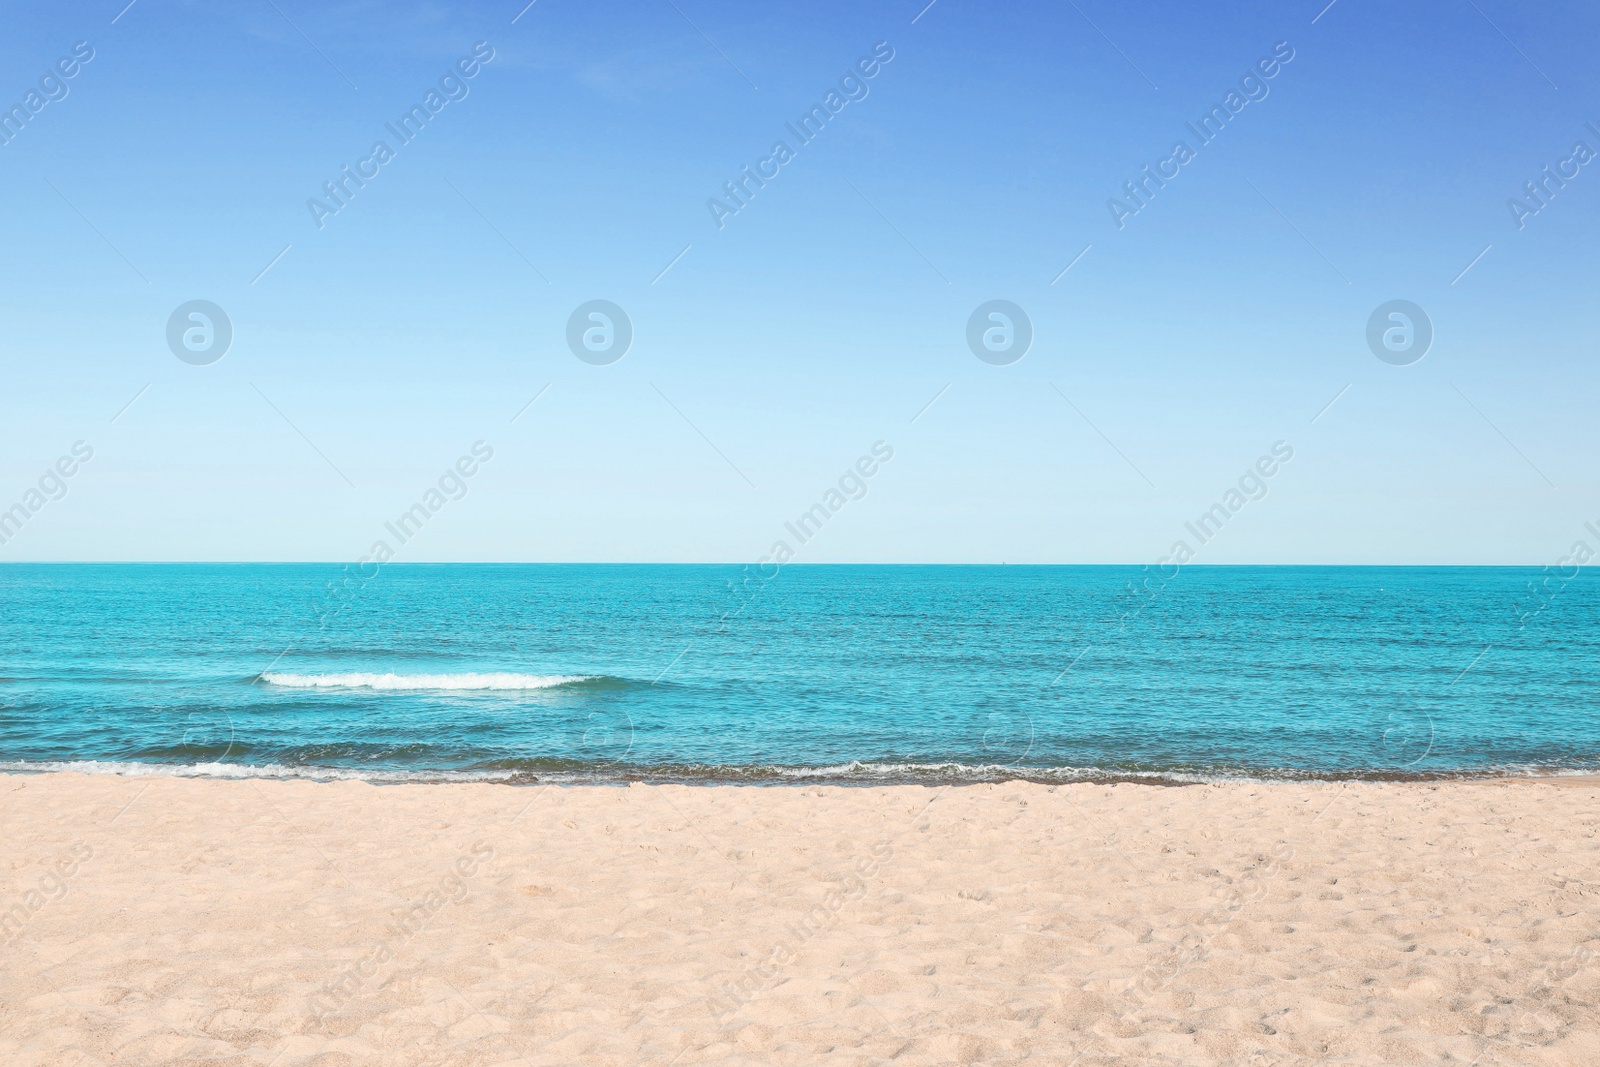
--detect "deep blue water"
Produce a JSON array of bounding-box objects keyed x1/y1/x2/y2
[{"x1": 1, "y1": 564, "x2": 1596, "y2": 783}]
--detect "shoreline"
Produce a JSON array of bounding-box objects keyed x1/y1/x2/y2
[{"x1": 5, "y1": 760, "x2": 1600, "y2": 788}]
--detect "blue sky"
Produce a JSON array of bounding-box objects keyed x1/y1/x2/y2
[{"x1": 0, "y1": 0, "x2": 1596, "y2": 563}]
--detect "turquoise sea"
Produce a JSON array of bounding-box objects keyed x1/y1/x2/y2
[{"x1": 1, "y1": 564, "x2": 1595, "y2": 783}]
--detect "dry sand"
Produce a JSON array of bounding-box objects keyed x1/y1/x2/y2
[{"x1": 2, "y1": 773, "x2": 1597, "y2": 1066}]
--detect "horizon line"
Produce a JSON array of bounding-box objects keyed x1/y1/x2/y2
[{"x1": 0, "y1": 560, "x2": 1569, "y2": 568}]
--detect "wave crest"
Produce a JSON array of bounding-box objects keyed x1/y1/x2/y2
[{"x1": 258, "y1": 671, "x2": 595, "y2": 691}]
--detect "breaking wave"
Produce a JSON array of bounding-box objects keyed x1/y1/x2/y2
[{"x1": 257, "y1": 671, "x2": 600, "y2": 691}]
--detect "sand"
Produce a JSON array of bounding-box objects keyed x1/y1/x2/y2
[{"x1": 1, "y1": 773, "x2": 1597, "y2": 1066}]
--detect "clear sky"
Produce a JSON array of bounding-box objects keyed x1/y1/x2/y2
[{"x1": 1, "y1": 0, "x2": 1596, "y2": 564}]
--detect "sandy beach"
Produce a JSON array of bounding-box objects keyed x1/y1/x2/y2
[{"x1": 2, "y1": 773, "x2": 1596, "y2": 1066}]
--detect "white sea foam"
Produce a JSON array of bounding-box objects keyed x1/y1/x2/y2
[
  {"x1": 0, "y1": 758, "x2": 1564, "y2": 787},
  {"x1": 0, "y1": 760, "x2": 522, "y2": 783},
  {"x1": 258, "y1": 671, "x2": 594, "y2": 691}
]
